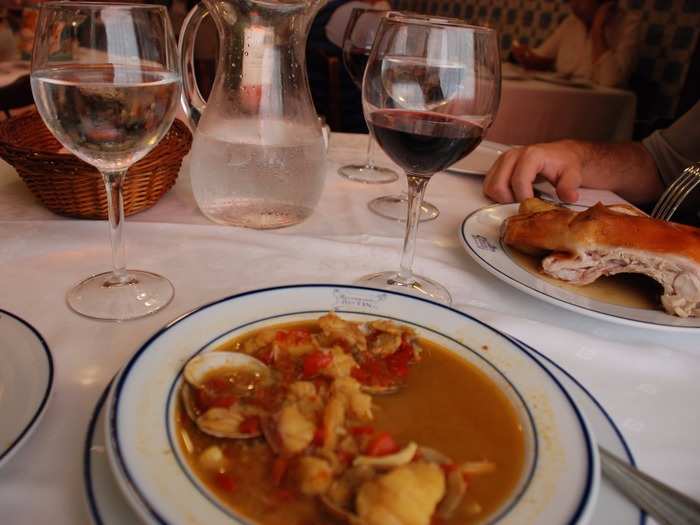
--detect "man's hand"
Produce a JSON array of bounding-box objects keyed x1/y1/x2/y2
[
  {"x1": 483, "y1": 141, "x2": 586, "y2": 203},
  {"x1": 482, "y1": 139, "x2": 664, "y2": 206}
]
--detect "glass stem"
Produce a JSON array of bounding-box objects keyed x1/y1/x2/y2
[
  {"x1": 365, "y1": 134, "x2": 375, "y2": 169},
  {"x1": 102, "y1": 169, "x2": 130, "y2": 286},
  {"x1": 398, "y1": 174, "x2": 429, "y2": 283}
]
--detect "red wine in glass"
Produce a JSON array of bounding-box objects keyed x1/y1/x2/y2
[
  {"x1": 367, "y1": 109, "x2": 485, "y2": 177},
  {"x1": 357, "y1": 13, "x2": 500, "y2": 305}
]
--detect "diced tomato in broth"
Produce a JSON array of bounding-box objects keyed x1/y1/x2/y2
[
  {"x1": 312, "y1": 426, "x2": 325, "y2": 446},
  {"x1": 386, "y1": 340, "x2": 415, "y2": 377},
  {"x1": 239, "y1": 416, "x2": 260, "y2": 435},
  {"x1": 352, "y1": 359, "x2": 394, "y2": 388},
  {"x1": 196, "y1": 370, "x2": 264, "y2": 411},
  {"x1": 351, "y1": 339, "x2": 416, "y2": 388},
  {"x1": 275, "y1": 329, "x2": 311, "y2": 347},
  {"x1": 257, "y1": 347, "x2": 275, "y2": 365},
  {"x1": 365, "y1": 431, "x2": 399, "y2": 456},
  {"x1": 274, "y1": 488, "x2": 296, "y2": 503},
  {"x1": 336, "y1": 450, "x2": 355, "y2": 466},
  {"x1": 214, "y1": 472, "x2": 237, "y2": 492},
  {"x1": 302, "y1": 350, "x2": 332, "y2": 378},
  {"x1": 195, "y1": 388, "x2": 237, "y2": 412},
  {"x1": 349, "y1": 425, "x2": 375, "y2": 436},
  {"x1": 271, "y1": 456, "x2": 289, "y2": 486}
]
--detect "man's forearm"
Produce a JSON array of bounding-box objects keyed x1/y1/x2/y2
[{"x1": 577, "y1": 141, "x2": 665, "y2": 204}]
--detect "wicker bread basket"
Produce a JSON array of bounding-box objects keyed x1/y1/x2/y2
[{"x1": 0, "y1": 110, "x2": 192, "y2": 219}]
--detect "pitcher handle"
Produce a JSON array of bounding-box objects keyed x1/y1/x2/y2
[{"x1": 178, "y1": 2, "x2": 209, "y2": 128}]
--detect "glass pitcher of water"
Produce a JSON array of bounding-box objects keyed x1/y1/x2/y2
[{"x1": 179, "y1": 0, "x2": 327, "y2": 229}]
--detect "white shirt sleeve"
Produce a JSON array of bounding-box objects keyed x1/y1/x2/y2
[
  {"x1": 533, "y1": 15, "x2": 576, "y2": 59},
  {"x1": 591, "y1": 11, "x2": 641, "y2": 88}
]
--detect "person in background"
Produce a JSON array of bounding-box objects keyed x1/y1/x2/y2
[
  {"x1": 511, "y1": 0, "x2": 640, "y2": 88},
  {"x1": 482, "y1": 101, "x2": 700, "y2": 214}
]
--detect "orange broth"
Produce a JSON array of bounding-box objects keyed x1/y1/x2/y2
[{"x1": 176, "y1": 321, "x2": 526, "y2": 524}]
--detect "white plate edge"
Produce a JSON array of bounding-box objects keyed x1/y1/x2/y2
[
  {"x1": 459, "y1": 204, "x2": 700, "y2": 332},
  {"x1": 0, "y1": 309, "x2": 55, "y2": 470}
]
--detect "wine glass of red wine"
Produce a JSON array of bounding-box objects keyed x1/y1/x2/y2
[{"x1": 358, "y1": 12, "x2": 500, "y2": 303}]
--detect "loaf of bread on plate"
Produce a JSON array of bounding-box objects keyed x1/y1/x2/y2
[{"x1": 501, "y1": 198, "x2": 700, "y2": 317}]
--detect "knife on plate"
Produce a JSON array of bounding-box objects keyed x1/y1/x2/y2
[{"x1": 600, "y1": 446, "x2": 700, "y2": 525}]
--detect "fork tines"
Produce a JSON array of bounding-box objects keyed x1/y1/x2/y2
[{"x1": 651, "y1": 163, "x2": 700, "y2": 221}]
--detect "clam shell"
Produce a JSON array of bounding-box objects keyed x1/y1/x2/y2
[
  {"x1": 181, "y1": 351, "x2": 269, "y2": 439},
  {"x1": 181, "y1": 383, "x2": 199, "y2": 421},
  {"x1": 184, "y1": 351, "x2": 269, "y2": 387}
]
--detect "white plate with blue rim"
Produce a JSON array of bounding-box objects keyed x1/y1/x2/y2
[
  {"x1": 84, "y1": 379, "x2": 142, "y2": 525},
  {"x1": 83, "y1": 341, "x2": 643, "y2": 525},
  {"x1": 0, "y1": 309, "x2": 54, "y2": 469},
  {"x1": 103, "y1": 284, "x2": 600, "y2": 525},
  {"x1": 460, "y1": 204, "x2": 700, "y2": 331}
]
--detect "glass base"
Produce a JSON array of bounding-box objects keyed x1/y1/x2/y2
[
  {"x1": 338, "y1": 164, "x2": 399, "y2": 184},
  {"x1": 67, "y1": 270, "x2": 174, "y2": 321},
  {"x1": 356, "y1": 271, "x2": 452, "y2": 305},
  {"x1": 368, "y1": 194, "x2": 440, "y2": 222}
]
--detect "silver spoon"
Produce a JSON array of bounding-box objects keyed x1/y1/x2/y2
[{"x1": 600, "y1": 446, "x2": 700, "y2": 525}]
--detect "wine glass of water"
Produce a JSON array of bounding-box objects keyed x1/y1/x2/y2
[
  {"x1": 359, "y1": 12, "x2": 500, "y2": 304},
  {"x1": 31, "y1": 2, "x2": 181, "y2": 320}
]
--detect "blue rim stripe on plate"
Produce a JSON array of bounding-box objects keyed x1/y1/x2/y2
[
  {"x1": 84, "y1": 380, "x2": 114, "y2": 525},
  {"x1": 163, "y1": 309, "x2": 539, "y2": 525},
  {"x1": 85, "y1": 333, "x2": 642, "y2": 525},
  {"x1": 459, "y1": 206, "x2": 700, "y2": 330},
  {"x1": 0, "y1": 309, "x2": 54, "y2": 466},
  {"x1": 497, "y1": 333, "x2": 597, "y2": 525},
  {"x1": 108, "y1": 284, "x2": 597, "y2": 525},
  {"x1": 506, "y1": 336, "x2": 646, "y2": 525}
]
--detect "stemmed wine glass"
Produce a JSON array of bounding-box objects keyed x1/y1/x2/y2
[
  {"x1": 338, "y1": 7, "x2": 397, "y2": 184},
  {"x1": 341, "y1": 7, "x2": 438, "y2": 222},
  {"x1": 338, "y1": 7, "x2": 399, "y2": 184},
  {"x1": 358, "y1": 12, "x2": 500, "y2": 304},
  {"x1": 31, "y1": 2, "x2": 181, "y2": 320}
]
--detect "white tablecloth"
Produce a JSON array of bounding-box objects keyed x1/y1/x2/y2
[
  {"x1": 0, "y1": 133, "x2": 698, "y2": 524},
  {"x1": 486, "y1": 75, "x2": 637, "y2": 146}
]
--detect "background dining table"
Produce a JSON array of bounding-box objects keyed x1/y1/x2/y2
[
  {"x1": 0, "y1": 132, "x2": 698, "y2": 524},
  {"x1": 486, "y1": 65, "x2": 637, "y2": 146}
]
